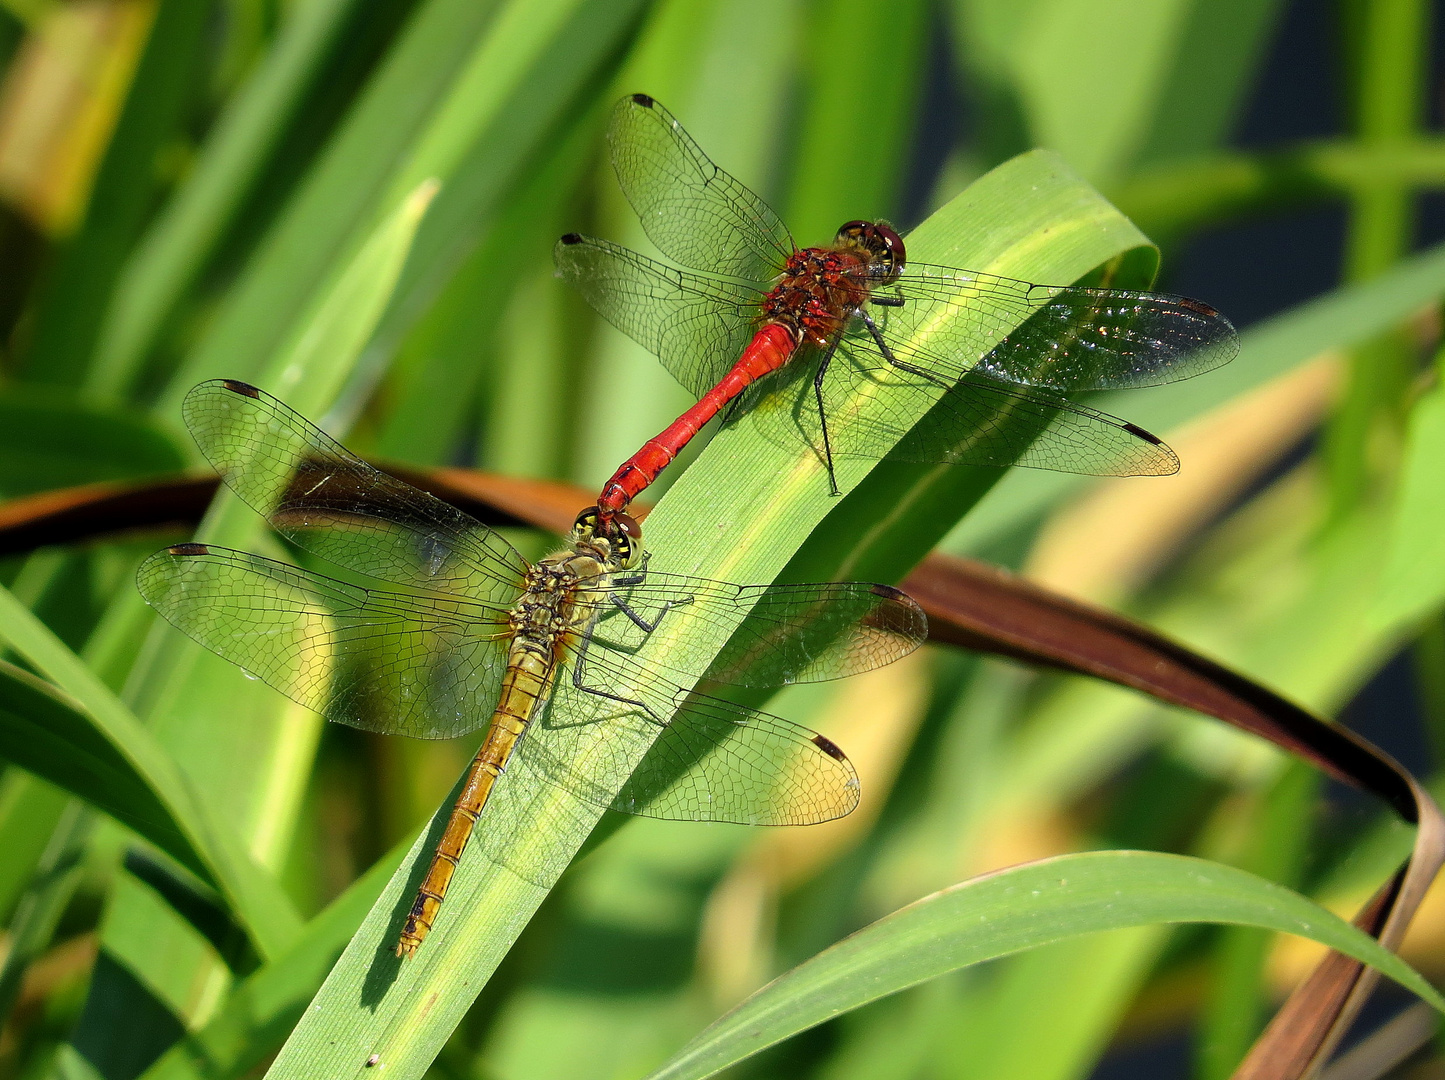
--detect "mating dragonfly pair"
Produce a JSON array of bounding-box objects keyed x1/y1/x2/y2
[{"x1": 140, "y1": 96, "x2": 1236, "y2": 957}]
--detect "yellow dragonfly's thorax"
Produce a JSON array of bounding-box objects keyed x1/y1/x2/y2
[{"x1": 508, "y1": 551, "x2": 611, "y2": 656}]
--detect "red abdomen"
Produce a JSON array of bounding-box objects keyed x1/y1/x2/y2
[{"x1": 598, "y1": 321, "x2": 799, "y2": 516}]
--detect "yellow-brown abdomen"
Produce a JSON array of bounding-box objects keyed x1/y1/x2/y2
[{"x1": 395, "y1": 647, "x2": 554, "y2": 957}]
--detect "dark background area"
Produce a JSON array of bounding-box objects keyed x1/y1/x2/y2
[{"x1": 1099, "y1": 0, "x2": 1439, "y2": 1071}]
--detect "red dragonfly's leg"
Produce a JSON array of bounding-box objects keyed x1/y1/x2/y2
[
  {"x1": 812, "y1": 333, "x2": 843, "y2": 497},
  {"x1": 859, "y1": 309, "x2": 951, "y2": 389}
]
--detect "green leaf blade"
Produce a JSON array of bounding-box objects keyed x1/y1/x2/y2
[
  {"x1": 643, "y1": 851, "x2": 1445, "y2": 1080},
  {"x1": 258, "y1": 144, "x2": 1161, "y2": 1079}
]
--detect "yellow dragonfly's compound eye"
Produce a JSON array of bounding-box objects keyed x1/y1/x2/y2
[{"x1": 572, "y1": 506, "x2": 601, "y2": 538}]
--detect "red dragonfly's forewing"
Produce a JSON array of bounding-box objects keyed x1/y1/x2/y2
[
  {"x1": 553, "y1": 234, "x2": 756, "y2": 399},
  {"x1": 608, "y1": 94, "x2": 794, "y2": 285}
]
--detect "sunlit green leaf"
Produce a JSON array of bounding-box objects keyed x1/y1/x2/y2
[
  {"x1": 136, "y1": 838, "x2": 408, "y2": 1080},
  {"x1": 87, "y1": 0, "x2": 374, "y2": 401},
  {"x1": 260, "y1": 143, "x2": 1154, "y2": 1080},
  {"x1": 61, "y1": 174, "x2": 441, "y2": 1068}
]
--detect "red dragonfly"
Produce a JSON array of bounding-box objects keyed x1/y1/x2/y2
[{"x1": 556, "y1": 94, "x2": 1238, "y2": 523}]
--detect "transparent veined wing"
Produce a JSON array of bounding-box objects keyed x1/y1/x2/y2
[
  {"x1": 455, "y1": 640, "x2": 861, "y2": 888},
  {"x1": 608, "y1": 94, "x2": 794, "y2": 286},
  {"x1": 547, "y1": 237, "x2": 1208, "y2": 478},
  {"x1": 873, "y1": 264, "x2": 1238, "y2": 391},
  {"x1": 610, "y1": 694, "x2": 858, "y2": 825},
  {"x1": 136, "y1": 544, "x2": 511, "y2": 739},
  {"x1": 183, "y1": 380, "x2": 528, "y2": 608},
  {"x1": 553, "y1": 234, "x2": 759, "y2": 399},
  {"x1": 591, "y1": 573, "x2": 926, "y2": 686},
  {"x1": 518, "y1": 644, "x2": 859, "y2": 827},
  {"x1": 737, "y1": 340, "x2": 1180, "y2": 476}
]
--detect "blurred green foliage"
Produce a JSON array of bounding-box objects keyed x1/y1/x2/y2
[{"x1": 0, "y1": 1, "x2": 1441, "y2": 1079}]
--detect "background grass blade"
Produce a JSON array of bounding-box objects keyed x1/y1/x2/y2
[
  {"x1": 21, "y1": 0, "x2": 208, "y2": 388},
  {"x1": 642, "y1": 851, "x2": 1444, "y2": 1080},
  {"x1": 86, "y1": 0, "x2": 376, "y2": 402},
  {"x1": 0, "y1": 389, "x2": 181, "y2": 497},
  {"x1": 1369, "y1": 345, "x2": 1445, "y2": 636},
  {"x1": 0, "y1": 592, "x2": 300, "y2": 958},
  {"x1": 136, "y1": 837, "x2": 410, "y2": 1080},
  {"x1": 57, "y1": 175, "x2": 439, "y2": 1077},
  {"x1": 0, "y1": 661, "x2": 189, "y2": 876}
]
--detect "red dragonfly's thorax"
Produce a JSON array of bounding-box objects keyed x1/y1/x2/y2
[{"x1": 761, "y1": 246, "x2": 872, "y2": 349}]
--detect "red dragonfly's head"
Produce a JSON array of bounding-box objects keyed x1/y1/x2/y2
[{"x1": 834, "y1": 220, "x2": 905, "y2": 285}]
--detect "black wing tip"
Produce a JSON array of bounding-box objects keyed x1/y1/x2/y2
[
  {"x1": 168, "y1": 542, "x2": 210, "y2": 556},
  {"x1": 864, "y1": 584, "x2": 929, "y2": 645},
  {"x1": 1181, "y1": 295, "x2": 1241, "y2": 348},
  {"x1": 629, "y1": 92, "x2": 655, "y2": 108},
  {"x1": 1177, "y1": 295, "x2": 1221, "y2": 319},
  {"x1": 1122, "y1": 422, "x2": 1164, "y2": 446},
  {"x1": 868, "y1": 583, "x2": 909, "y2": 602},
  {"x1": 559, "y1": 232, "x2": 583, "y2": 245},
  {"x1": 1168, "y1": 294, "x2": 1240, "y2": 354},
  {"x1": 1120, "y1": 423, "x2": 1182, "y2": 475},
  {"x1": 867, "y1": 582, "x2": 927, "y2": 612},
  {"x1": 220, "y1": 379, "x2": 262, "y2": 399},
  {"x1": 811, "y1": 733, "x2": 848, "y2": 762}
]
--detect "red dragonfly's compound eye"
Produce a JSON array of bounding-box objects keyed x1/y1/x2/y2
[
  {"x1": 873, "y1": 223, "x2": 905, "y2": 268},
  {"x1": 834, "y1": 220, "x2": 905, "y2": 284}
]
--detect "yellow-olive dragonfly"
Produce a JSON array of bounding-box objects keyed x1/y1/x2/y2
[{"x1": 137, "y1": 380, "x2": 926, "y2": 955}]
